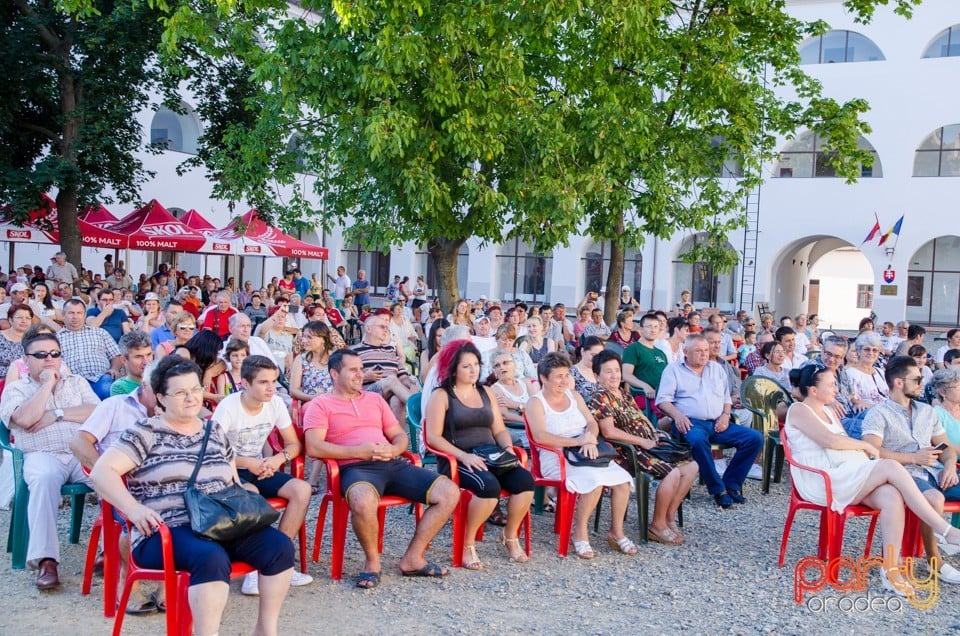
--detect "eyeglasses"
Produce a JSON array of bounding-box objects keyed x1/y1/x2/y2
[
  {"x1": 176, "y1": 325, "x2": 196, "y2": 331},
  {"x1": 164, "y1": 386, "x2": 204, "y2": 400},
  {"x1": 821, "y1": 350, "x2": 843, "y2": 360},
  {"x1": 26, "y1": 350, "x2": 62, "y2": 359}
]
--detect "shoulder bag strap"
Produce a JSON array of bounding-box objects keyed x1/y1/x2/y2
[{"x1": 186, "y1": 420, "x2": 214, "y2": 490}]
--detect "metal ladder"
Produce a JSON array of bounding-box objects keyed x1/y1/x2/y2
[{"x1": 738, "y1": 183, "x2": 761, "y2": 315}]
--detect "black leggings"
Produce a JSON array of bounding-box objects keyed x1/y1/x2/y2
[{"x1": 438, "y1": 458, "x2": 534, "y2": 499}]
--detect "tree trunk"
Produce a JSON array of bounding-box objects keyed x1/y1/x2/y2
[
  {"x1": 603, "y1": 214, "x2": 627, "y2": 325},
  {"x1": 56, "y1": 188, "x2": 82, "y2": 272},
  {"x1": 56, "y1": 49, "x2": 83, "y2": 271},
  {"x1": 427, "y1": 237, "x2": 466, "y2": 315}
]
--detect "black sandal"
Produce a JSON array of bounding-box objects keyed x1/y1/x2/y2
[
  {"x1": 355, "y1": 571, "x2": 381, "y2": 589},
  {"x1": 486, "y1": 504, "x2": 507, "y2": 527}
]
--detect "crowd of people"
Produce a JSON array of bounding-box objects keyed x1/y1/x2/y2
[{"x1": 2, "y1": 255, "x2": 960, "y2": 630}]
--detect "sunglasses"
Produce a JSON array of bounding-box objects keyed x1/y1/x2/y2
[{"x1": 26, "y1": 350, "x2": 62, "y2": 359}]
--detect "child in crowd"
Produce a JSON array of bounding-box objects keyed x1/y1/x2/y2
[
  {"x1": 216, "y1": 338, "x2": 249, "y2": 397},
  {"x1": 738, "y1": 331, "x2": 757, "y2": 366}
]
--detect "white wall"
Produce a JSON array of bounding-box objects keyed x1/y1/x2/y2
[{"x1": 809, "y1": 248, "x2": 874, "y2": 330}]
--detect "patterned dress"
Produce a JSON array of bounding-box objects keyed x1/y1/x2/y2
[
  {"x1": 300, "y1": 353, "x2": 333, "y2": 396},
  {"x1": 589, "y1": 387, "x2": 687, "y2": 480},
  {"x1": 0, "y1": 333, "x2": 23, "y2": 379}
]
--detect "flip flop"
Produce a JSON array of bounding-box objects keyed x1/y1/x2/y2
[
  {"x1": 400, "y1": 562, "x2": 448, "y2": 578},
  {"x1": 151, "y1": 592, "x2": 166, "y2": 613},
  {"x1": 355, "y1": 571, "x2": 381, "y2": 589},
  {"x1": 123, "y1": 598, "x2": 158, "y2": 616}
]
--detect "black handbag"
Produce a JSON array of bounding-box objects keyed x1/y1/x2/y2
[
  {"x1": 183, "y1": 420, "x2": 280, "y2": 542},
  {"x1": 470, "y1": 443, "x2": 519, "y2": 471},
  {"x1": 647, "y1": 437, "x2": 693, "y2": 464},
  {"x1": 563, "y1": 439, "x2": 619, "y2": 468}
]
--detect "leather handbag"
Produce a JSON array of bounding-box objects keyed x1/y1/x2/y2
[
  {"x1": 184, "y1": 421, "x2": 280, "y2": 542},
  {"x1": 563, "y1": 439, "x2": 619, "y2": 467},
  {"x1": 648, "y1": 437, "x2": 693, "y2": 464},
  {"x1": 470, "y1": 443, "x2": 519, "y2": 471}
]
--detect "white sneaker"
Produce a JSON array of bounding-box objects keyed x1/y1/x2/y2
[
  {"x1": 940, "y1": 563, "x2": 960, "y2": 585},
  {"x1": 291, "y1": 570, "x2": 314, "y2": 587},
  {"x1": 241, "y1": 571, "x2": 259, "y2": 596},
  {"x1": 940, "y1": 541, "x2": 960, "y2": 557},
  {"x1": 746, "y1": 464, "x2": 763, "y2": 481}
]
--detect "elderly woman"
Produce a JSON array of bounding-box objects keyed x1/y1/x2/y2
[
  {"x1": 155, "y1": 311, "x2": 196, "y2": 359},
  {"x1": 751, "y1": 340, "x2": 791, "y2": 387},
  {"x1": 489, "y1": 348, "x2": 534, "y2": 448},
  {"x1": 608, "y1": 310, "x2": 639, "y2": 349},
  {"x1": 89, "y1": 356, "x2": 294, "y2": 636},
  {"x1": 933, "y1": 369, "x2": 960, "y2": 446},
  {"x1": 0, "y1": 304, "x2": 33, "y2": 379},
  {"x1": 590, "y1": 350, "x2": 698, "y2": 545},
  {"x1": 526, "y1": 352, "x2": 637, "y2": 559},
  {"x1": 481, "y1": 323, "x2": 538, "y2": 388},
  {"x1": 785, "y1": 364, "x2": 960, "y2": 595},
  {"x1": 519, "y1": 316, "x2": 556, "y2": 364},
  {"x1": 570, "y1": 336, "x2": 603, "y2": 401},
  {"x1": 426, "y1": 341, "x2": 535, "y2": 567},
  {"x1": 843, "y1": 332, "x2": 889, "y2": 439}
]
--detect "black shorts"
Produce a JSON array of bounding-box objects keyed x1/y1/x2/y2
[
  {"x1": 340, "y1": 458, "x2": 442, "y2": 503},
  {"x1": 237, "y1": 468, "x2": 295, "y2": 498}
]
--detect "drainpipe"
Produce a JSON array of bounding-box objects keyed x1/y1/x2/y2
[{"x1": 650, "y1": 237, "x2": 658, "y2": 309}]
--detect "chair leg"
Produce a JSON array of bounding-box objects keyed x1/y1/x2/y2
[
  {"x1": 8, "y1": 486, "x2": 28, "y2": 569},
  {"x1": 637, "y1": 476, "x2": 649, "y2": 543},
  {"x1": 298, "y1": 523, "x2": 308, "y2": 573},
  {"x1": 592, "y1": 493, "x2": 603, "y2": 533},
  {"x1": 523, "y1": 511, "x2": 531, "y2": 556},
  {"x1": 533, "y1": 486, "x2": 545, "y2": 515},
  {"x1": 762, "y1": 438, "x2": 773, "y2": 495},
  {"x1": 451, "y1": 492, "x2": 469, "y2": 568},
  {"x1": 864, "y1": 515, "x2": 878, "y2": 557},
  {"x1": 331, "y1": 503, "x2": 349, "y2": 581},
  {"x1": 69, "y1": 493, "x2": 86, "y2": 544},
  {"x1": 82, "y1": 517, "x2": 102, "y2": 596},
  {"x1": 377, "y1": 507, "x2": 386, "y2": 554},
  {"x1": 778, "y1": 505, "x2": 799, "y2": 567},
  {"x1": 312, "y1": 496, "x2": 330, "y2": 563},
  {"x1": 773, "y1": 446, "x2": 785, "y2": 484},
  {"x1": 556, "y1": 490, "x2": 576, "y2": 558},
  {"x1": 953, "y1": 512, "x2": 960, "y2": 529}
]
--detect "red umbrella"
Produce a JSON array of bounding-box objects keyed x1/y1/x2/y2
[
  {"x1": 0, "y1": 194, "x2": 59, "y2": 244},
  {"x1": 109, "y1": 200, "x2": 209, "y2": 252},
  {"x1": 209, "y1": 209, "x2": 328, "y2": 260},
  {"x1": 180, "y1": 209, "x2": 219, "y2": 235},
  {"x1": 79, "y1": 204, "x2": 120, "y2": 227}
]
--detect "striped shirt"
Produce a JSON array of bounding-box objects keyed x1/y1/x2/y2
[
  {"x1": 115, "y1": 417, "x2": 235, "y2": 547},
  {"x1": 352, "y1": 341, "x2": 408, "y2": 385}
]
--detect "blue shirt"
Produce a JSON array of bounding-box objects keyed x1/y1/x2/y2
[
  {"x1": 151, "y1": 323, "x2": 174, "y2": 348},
  {"x1": 656, "y1": 360, "x2": 732, "y2": 421},
  {"x1": 352, "y1": 278, "x2": 371, "y2": 307},
  {"x1": 86, "y1": 306, "x2": 130, "y2": 343},
  {"x1": 294, "y1": 276, "x2": 310, "y2": 298}
]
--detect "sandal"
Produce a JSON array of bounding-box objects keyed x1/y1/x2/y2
[
  {"x1": 486, "y1": 505, "x2": 508, "y2": 527},
  {"x1": 498, "y1": 530, "x2": 529, "y2": 563},
  {"x1": 667, "y1": 522, "x2": 685, "y2": 543},
  {"x1": 462, "y1": 545, "x2": 483, "y2": 570},
  {"x1": 934, "y1": 522, "x2": 960, "y2": 546},
  {"x1": 647, "y1": 526, "x2": 682, "y2": 546},
  {"x1": 400, "y1": 562, "x2": 449, "y2": 578},
  {"x1": 607, "y1": 534, "x2": 638, "y2": 555},
  {"x1": 355, "y1": 571, "x2": 380, "y2": 589},
  {"x1": 573, "y1": 540, "x2": 595, "y2": 560}
]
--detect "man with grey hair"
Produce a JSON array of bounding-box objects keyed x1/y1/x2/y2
[
  {"x1": 223, "y1": 312, "x2": 274, "y2": 359},
  {"x1": 657, "y1": 333, "x2": 763, "y2": 509},
  {"x1": 803, "y1": 335, "x2": 857, "y2": 421},
  {"x1": 45, "y1": 252, "x2": 78, "y2": 286},
  {"x1": 110, "y1": 331, "x2": 154, "y2": 396}
]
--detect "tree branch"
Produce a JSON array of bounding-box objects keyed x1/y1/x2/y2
[
  {"x1": 13, "y1": 0, "x2": 64, "y2": 54},
  {"x1": 11, "y1": 120, "x2": 60, "y2": 142}
]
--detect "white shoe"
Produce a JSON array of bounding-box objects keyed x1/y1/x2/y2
[
  {"x1": 291, "y1": 570, "x2": 314, "y2": 587},
  {"x1": 940, "y1": 563, "x2": 960, "y2": 585},
  {"x1": 746, "y1": 464, "x2": 763, "y2": 481},
  {"x1": 940, "y1": 542, "x2": 960, "y2": 557},
  {"x1": 241, "y1": 571, "x2": 259, "y2": 596}
]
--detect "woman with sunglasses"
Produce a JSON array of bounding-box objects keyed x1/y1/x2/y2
[
  {"x1": 155, "y1": 312, "x2": 196, "y2": 360},
  {"x1": 843, "y1": 332, "x2": 889, "y2": 439}
]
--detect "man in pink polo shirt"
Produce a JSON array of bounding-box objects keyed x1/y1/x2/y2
[{"x1": 303, "y1": 349, "x2": 458, "y2": 589}]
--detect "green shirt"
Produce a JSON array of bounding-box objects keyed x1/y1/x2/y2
[
  {"x1": 109, "y1": 376, "x2": 142, "y2": 396},
  {"x1": 622, "y1": 341, "x2": 668, "y2": 393}
]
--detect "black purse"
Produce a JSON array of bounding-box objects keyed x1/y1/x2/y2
[
  {"x1": 647, "y1": 437, "x2": 693, "y2": 464},
  {"x1": 563, "y1": 439, "x2": 619, "y2": 468},
  {"x1": 449, "y1": 389, "x2": 518, "y2": 471},
  {"x1": 183, "y1": 420, "x2": 280, "y2": 542}
]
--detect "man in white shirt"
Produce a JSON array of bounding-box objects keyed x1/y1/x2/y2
[
  {"x1": 211, "y1": 355, "x2": 313, "y2": 594},
  {"x1": 471, "y1": 315, "x2": 497, "y2": 356},
  {"x1": 327, "y1": 265, "x2": 351, "y2": 306}
]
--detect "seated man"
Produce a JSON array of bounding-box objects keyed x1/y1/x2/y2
[
  {"x1": 110, "y1": 331, "x2": 154, "y2": 396},
  {"x1": 622, "y1": 312, "x2": 670, "y2": 421},
  {"x1": 85, "y1": 289, "x2": 133, "y2": 343},
  {"x1": 656, "y1": 334, "x2": 763, "y2": 509},
  {"x1": 58, "y1": 298, "x2": 123, "y2": 399},
  {"x1": 862, "y1": 355, "x2": 960, "y2": 584},
  {"x1": 0, "y1": 332, "x2": 99, "y2": 588},
  {"x1": 352, "y1": 311, "x2": 419, "y2": 421},
  {"x1": 211, "y1": 355, "x2": 314, "y2": 594},
  {"x1": 303, "y1": 349, "x2": 458, "y2": 588},
  {"x1": 201, "y1": 294, "x2": 238, "y2": 341}
]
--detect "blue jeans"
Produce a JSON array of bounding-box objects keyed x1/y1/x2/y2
[
  {"x1": 673, "y1": 417, "x2": 763, "y2": 495},
  {"x1": 913, "y1": 471, "x2": 960, "y2": 501},
  {"x1": 87, "y1": 374, "x2": 114, "y2": 400}
]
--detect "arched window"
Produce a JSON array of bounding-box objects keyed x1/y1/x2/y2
[
  {"x1": 923, "y1": 25, "x2": 960, "y2": 58},
  {"x1": 913, "y1": 125, "x2": 960, "y2": 177},
  {"x1": 907, "y1": 236, "x2": 960, "y2": 325},
  {"x1": 582, "y1": 241, "x2": 642, "y2": 295},
  {"x1": 798, "y1": 30, "x2": 885, "y2": 64},
  {"x1": 497, "y1": 238, "x2": 552, "y2": 303},
  {"x1": 775, "y1": 131, "x2": 881, "y2": 178},
  {"x1": 415, "y1": 243, "x2": 469, "y2": 298},
  {"x1": 342, "y1": 241, "x2": 391, "y2": 297},
  {"x1": 150, "y1": 103, "x2": 201, "y2": 154},
  {"x1": 673, "y1": 234, "x2": 736, "y2": 308}
]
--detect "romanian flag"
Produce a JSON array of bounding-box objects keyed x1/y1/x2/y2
[
  {"x1": 861, "y1": 212, "x2": 881, "y2": 245},
  {"x1": 878, "y1": 215, "x2": 904, "y2": 246}
]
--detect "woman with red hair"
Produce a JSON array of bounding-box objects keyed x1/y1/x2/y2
[{"x1": 426, "y1": 340, "x2": 534, "y2": 568}]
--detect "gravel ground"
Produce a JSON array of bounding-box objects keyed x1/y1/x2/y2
[{"x1": 1, "y1": 463, "x2": 956, "y2": 635}]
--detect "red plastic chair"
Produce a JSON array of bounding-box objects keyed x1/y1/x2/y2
[
  {"x1": 265, "y1": 426, "x2": 309, "y2": 573},
  {"x1": 523, "y1": 416, "x2": 577, "y2": 557},
  {"x1": 312, "y1": 452, "x2": 424, "y2": 580},
  {"x1": 901, "y1": 500, "x2": 960, "y2": 558},
  {"x1": 425, "y1": 441, "x2": 531, "y2": 567},
  {"x1": 104, "y1": 501, "x2": 256, "y2": 636},
  {"x1": 777, "y1": 428, "x2": 880, "y2": 567},
  {"x1": 80, "y1": 465, "x2": 120, "y2": 617}
]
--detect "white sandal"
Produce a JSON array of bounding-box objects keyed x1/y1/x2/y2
[
  {"x1": 934, "y1": 522, "x2": 959, "y2": 546},
  {"x1": 573, "y1": 540, "x2": 595, "y2": 560}
]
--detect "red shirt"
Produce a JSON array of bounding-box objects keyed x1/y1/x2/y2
[
  {"x1": 202, "y1": 306, "x2": 237, "y2": 339},
  {"x1": 278, "y1": 279, "x2": 296, "y2": 293},
  {"x1": 325, "y1": 308, "x2": 344, "y2": 326}
]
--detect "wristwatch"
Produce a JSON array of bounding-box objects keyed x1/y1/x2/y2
[
  {"x1": 282, "y1": 449, "x2": 292, "y2": 462},
  {"x1": 54, "y1": 408, "x2": 64, "y2": 422}
]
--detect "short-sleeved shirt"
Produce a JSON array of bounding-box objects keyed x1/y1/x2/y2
[
  {"x1": 115, "y1": 417, "x2": 235, "y2": 547},
  {"x1": 622, "y1": 341, "x2": 669, "y2": 393},
  {"x1": 58, "y1": 326, "x2": 120, "y2": 381},
  {"x1": 46, "y1": 261, "x2": 78, "y2": 284},
  {"x1": 79, "y1": 390, "x2": 147, "y2": 453},
  {"x1": 333, "y1": 274, "x2": 351, "y2": 300},
  {"x1": 302, "y1": 391, "x2": 398, "y2": 465},
  {"x1": 110, "y1": 376, "x2": 142, "y2": 396},
  {"x1": 201, "y1": 307, "x2": 237, "y2": 339},
  {"x1": 151, "y1": 323, "x2": 174, "y2": 348},
  {"x1": 211, "y1": 392, "x2": 292, "y2": 459},
  {"x1": 0, "y1": 374, "x2": 100, "y2": 462},
  {"x1": 352, "y1": 279, "x2": 371, "y2": 307},
  {"x1": 86, "y1": 306, "x2": 130, "y2": 343},
  {"x1": 656, "y1": 360, "x2": 732, "y2": 421},
  {"x1": 352, "y1": 341, "x2": 408, "y2": 384},
  {"x1": 862, "y1": 398, "x2": 944, "y2": 480}
]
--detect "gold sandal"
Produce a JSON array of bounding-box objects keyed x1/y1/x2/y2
[
  {"x1": 463, "y1": 544, "x2": 483, "y2": 570},
  {"x1": 498, "y1": 530, "x2": 529, "y2": 563}
]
